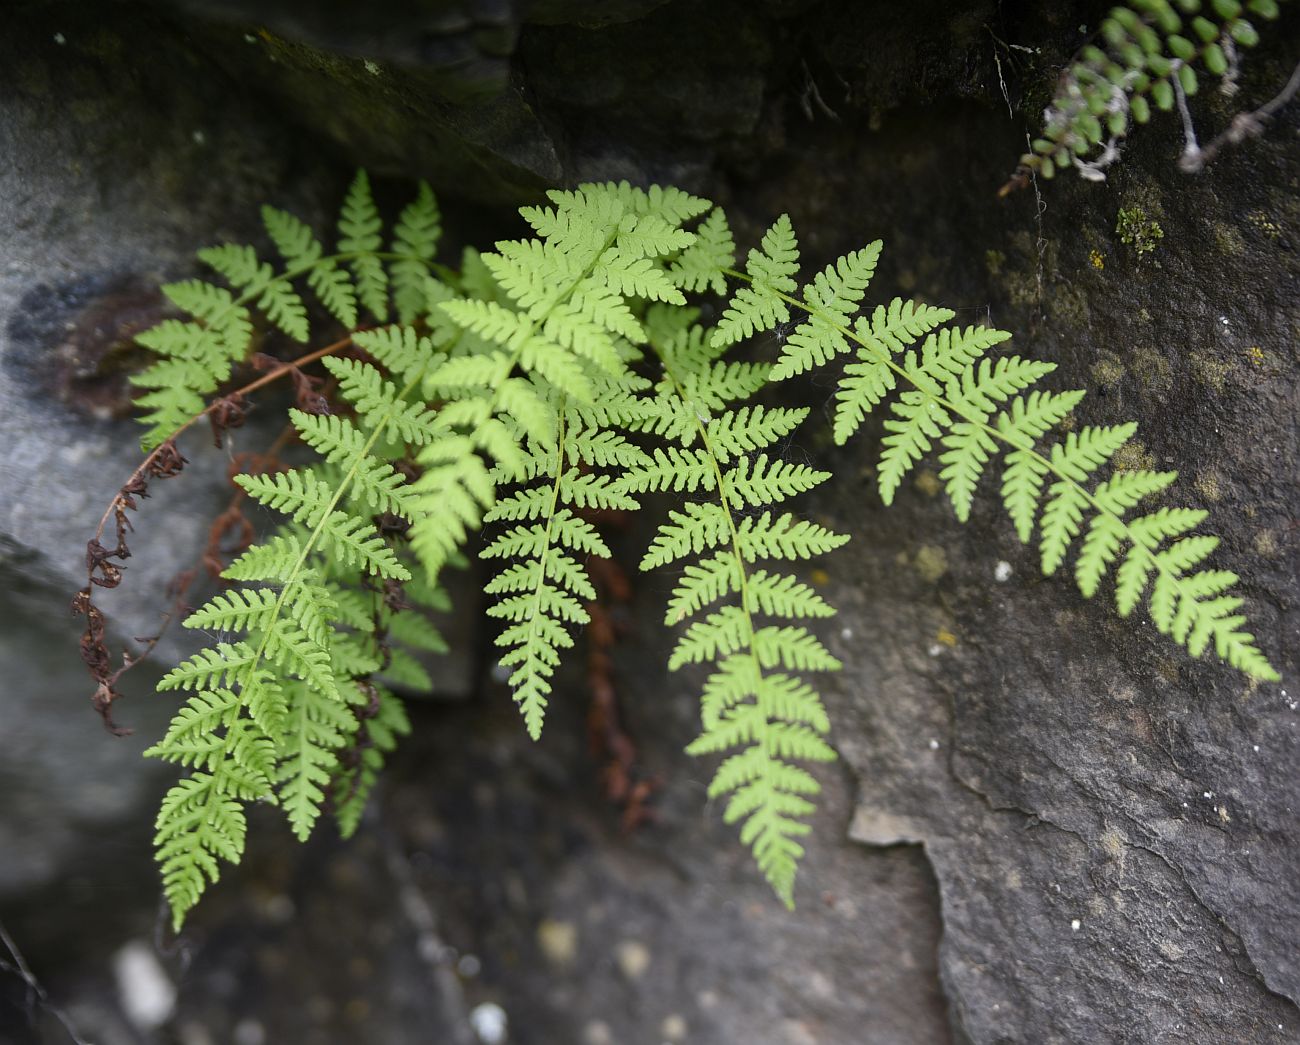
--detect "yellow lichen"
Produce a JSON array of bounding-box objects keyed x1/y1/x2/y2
[{"x1": 914, "y1": 545, "x2": 948, "y2": 583}]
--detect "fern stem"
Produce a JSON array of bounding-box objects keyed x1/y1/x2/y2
[
  {"x1": 721, "y1": 269, "x2": 1230, "y2": 625},
  {"x1": 92, "y1": 335, "x2": 357, "y2": 548},
  {"x1": 518, "y1": 407, "x2": 571, "y2": 705},
  {"x1": 654, "y1": 348, "x2": 772, "y2": 751}
]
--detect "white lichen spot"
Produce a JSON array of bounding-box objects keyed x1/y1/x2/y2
[
  {"x1": 840, "y1": 626, "x2": 853, "y2": 640},
  {"x1": 928, "y1": 643, "x2": 943, "y2": 657},
  {"x1": 244, "y1": 33, "x2": 258, "y2": 44},
  {"x1": 1253, "y1": 745, "x2": 1260, "y2": 753},
  {"x1": 113, "y1": 940, "x2": 176, "y2": 1030},
  {"x1": 470, "y1": 1002, "x2": 508, "y2": 1045},
  {"x1": 994, "y1": 560, "x2": 1013, "y2": 582},
  {"x1": 1071, "y1": 919, "x2": 1081, "y2": 932},
  {"x1": 364, "y1": 59, "x2": 382, "y2": 76},
  {"x1": 53, "y1": 32, "x2": 67, "y2": 45},
  {"x1": 192, "y1": 130, "x2": 206, "y2": 146},
  {"x1": 928, "y1": 739, "x2": 940, "y2": 751},
  {"x1": 584, "y1": 1021, "x2": 613, "y2": 1045}
]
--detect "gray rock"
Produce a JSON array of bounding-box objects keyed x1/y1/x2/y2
[{"x1": 1, "y1": 1, "x2": 1297, "y2": 1043}]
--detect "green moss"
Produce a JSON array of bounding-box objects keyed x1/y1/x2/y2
[
  {"x1": 1090, "y1": 351, "x2": 1126, "y2": 389},
  {"x1": 1246, "y1": 210, "x2": 1283, "y2": 240},
  {"x1": 1130, "y1": 345, "x2": 1173, "y2": 392},
  {"x1": 1116, "y1": 206, "x2": 1164, "y2": 256},
  {"x1": 1212, "y1": 222, "x2": 1248, "y2": 258},
  {"x1": 1194, "y1": 469, "x2": 1224, "y2": 503},
  {"x1": 1112, "y1": 440, "x2": 1156, "y2": 473},
  {"x1": 1192, "y1": 351, "x2": 1233, "y2": 393}
]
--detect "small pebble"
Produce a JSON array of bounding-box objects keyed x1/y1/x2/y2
[
  {"x1": 113, "y1": 940, "x2": 176, "y2": 1031},
  {"x1": 616, "y1": 940, "x2": 651, "y2": 981},
  {"x1": 233, "y1": 1021, "x2": 266, "y2": 1045},
  {"x1": 537, "y1": 919, "x2": 578, "y2": 967},
  {"x1": 470, "y1": 1002, "x2": 508, "y2": 1045},
  {"x1": 584, "y1": 1020, "x2": 613, "y2": 1045}
]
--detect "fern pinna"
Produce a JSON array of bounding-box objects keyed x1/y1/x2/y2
[
  {"x1": 119, "y1": 173, "x2": 1277, "y2": 930},
  {"x1": 622, "y1": 304, "x2": 848, "y2": 905}
]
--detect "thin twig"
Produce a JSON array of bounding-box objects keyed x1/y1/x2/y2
[
  {"x1": 76, "y1": 334, "x2": 357, "y2": 731},
  {"x1": 1181, "y1": 56, "x2": 1300, "y2": 172},
  {"x1": 0, "y1": 919, "x2": 91, "y2": 1045},
  {"x1": 1172, "y1": 61, "x2": 1203, "y2": 170},
  {"x1": 89, "y1": 334, "x2": 355, "y2": 548}
]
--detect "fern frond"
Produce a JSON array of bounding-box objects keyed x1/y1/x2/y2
[
  {"x1": 670, "y1": 208, "x2": 736, "y2": 295},
  {"x1": 262, "y1": 205, "x2": 358, "y2": 329},
  {"x1": 353, "y1": 325, "x2": 438, "y2": 385},
  {"x1": 278, "y1": 678, "x2": 357, "y2": 840},
  {"x1": 147, "y1": 334, "x2": 447, "y2": 926},
  {"x1": 390, "y1": 181, "x2": 441, "y2": 324},
  {"x1": 637, "y1": 312, "x2": 847, "y2": 907},
  {"x1": 481, "y1": 402, "x2": 641, "y2": 737},
  {"x1": 407, "y1": 184, "x2": 700, "y2": 584},
  {"x1": 333, "y1": 683, "x2": 410, "y2": 837},
  {"x1": 732, "y1": 234, "x2": 1280, "y2": 681}
]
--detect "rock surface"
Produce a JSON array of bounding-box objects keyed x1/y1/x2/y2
[{"x1": 1, "y1": 1, "x2": 1297, "y2": 1043}]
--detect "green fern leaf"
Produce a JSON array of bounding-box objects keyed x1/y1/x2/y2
[
  {"x1": 713, "y1": 214, "x2": 800, "y2": 348},
  {"x1": 338, "y1": 170, "x2": 389, "y2": 321},
  {"x1": 390, "y1": 181, "x2": 441, "y2": 324},
  {"x1": 770, "y1": 243, "x2": 881, "y2": 380},
  {"x1": 670, "y1": 207, "x2": 736, "y2": 295}
]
